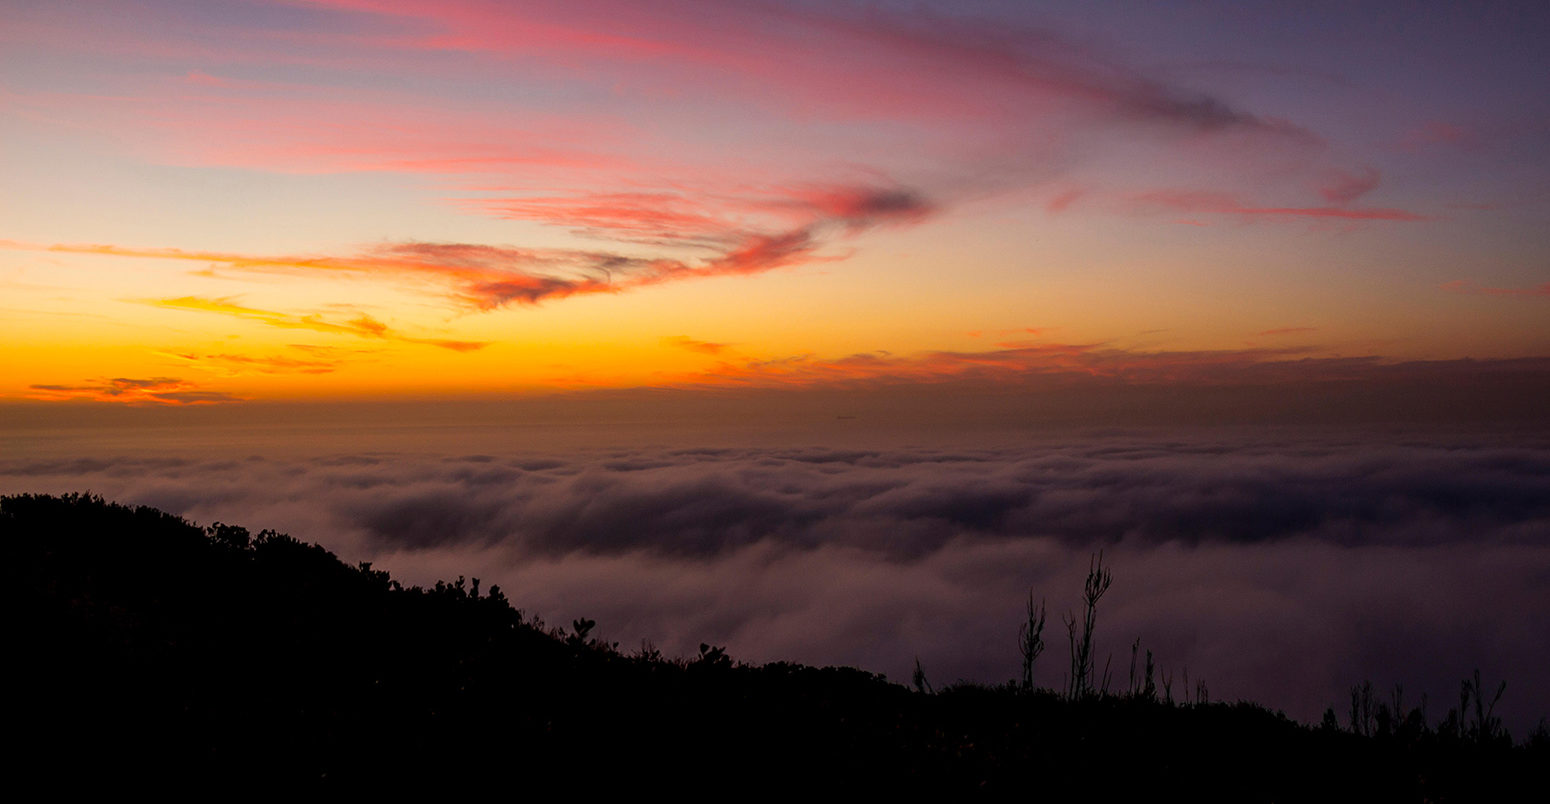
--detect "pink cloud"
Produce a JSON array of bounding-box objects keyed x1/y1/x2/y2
[
  {"x1": 466, "y1": 193, "x2": 735, "y2": 243},
  {"x1": 1046, "y1": 189, "x2": 1084, "y2": 214},
  {"x1": 1318, "y1": 167, "x2": 1380, "y2": 204},
  {"x1": 289, "y1": 0, "x2": 1312, "y2": 138},
  {"x1": 5, "y1": 0, "x2": 1360, "y2": 264},
  {"x1": 5, "y1": 0, "x2": 1398, "y2": 301},
  {"x1": 1, "y1": 73, "x2": 634, "y2": 179}
]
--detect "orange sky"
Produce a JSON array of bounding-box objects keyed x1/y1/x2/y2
[{"x1": 3, "y1": 1, "x2": 1548, "y2": 412}]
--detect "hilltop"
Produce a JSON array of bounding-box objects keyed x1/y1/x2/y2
[{"x1": 4, "y1": 492, "x2": 1543, "y2": 798}]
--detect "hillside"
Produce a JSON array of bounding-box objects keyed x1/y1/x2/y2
[{"x1": 4, "y1": 492, "x2": 1542, "y2": 798}]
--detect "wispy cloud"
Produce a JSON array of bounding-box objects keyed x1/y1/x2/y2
[
  {"x1": 465, "y1": 192, "x2": 739, "y2": 246},
  {"x1": 464, "y1": 184, "x2": 933, "y2": 247},
  {"x1": 1317, "y1": 167, "x2": 1380, "y2": 204},
  {"x1": 24, "y1": 377, "x2": 242, "y2": 405},
  {"x1": 659, "y1": 340, "x2": 1550, "y2": 393},
  {"x1": 1045, "y1": 189, "x2": 1084, "y2": 213},
  {"x1": 662, "y1": 336, "x2": 730, "y2": 356},
  {"x1": 157, "y1": 351, "x2": 342, "y2": 376},
  {"x1": 661, "y1": 342, "x2": 1316, "y2": 389},
  {"x1": 144, "y1": 296, "x2": 489, "y2": 351},
  {"x1": 296, "y1": 0, "x2": 1309, "y2": 138},
  {"x1": 8, "y1": 0, "x2": 1337, "y2": 228},
  {"x1": 5, "y1": 184, "x2": 931, "y2": 312}
]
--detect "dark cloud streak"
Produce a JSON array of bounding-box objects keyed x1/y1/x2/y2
[{"x1": 24, "y1": 376, "x2": 244, "y2": 405}]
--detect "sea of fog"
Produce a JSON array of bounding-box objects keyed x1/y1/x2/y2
[{"x1": 4, "y1": 418, "x2": 1548, "y2": 734}]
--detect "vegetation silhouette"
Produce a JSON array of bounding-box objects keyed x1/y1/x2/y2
[{"x1": 5, "y1": 492, "x2": 1545, "y2": 797}]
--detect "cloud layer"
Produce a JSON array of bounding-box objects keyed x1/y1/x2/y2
[{"x1": 5, "y1": 426, "x2": 1548, "y2": 733}]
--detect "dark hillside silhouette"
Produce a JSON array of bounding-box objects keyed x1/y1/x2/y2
[{"x1": 4, "y1": 492, "x2": 1544, "y2": 798}]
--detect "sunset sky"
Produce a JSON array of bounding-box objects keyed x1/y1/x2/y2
[
  {"x1": 4, "y1": 0, "x2": 1548, "y2": 410},
  {"x1": 5, "y1": 2, "x2": 1550, "y2": 731}
]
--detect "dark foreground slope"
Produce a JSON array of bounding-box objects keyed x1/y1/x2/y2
[{"x1": 3, "y1": 493, "x2": 1543, "y2": 798}]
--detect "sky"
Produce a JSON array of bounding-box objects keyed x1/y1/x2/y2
[
  {"x1": 3, "y1": 0, "x2": 1548, "y2": 410},
  {"x1": 3, "y1": 0, "x2": 1550, "y2": 733}
]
